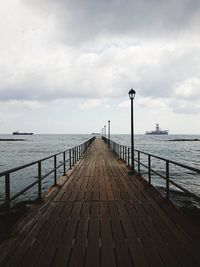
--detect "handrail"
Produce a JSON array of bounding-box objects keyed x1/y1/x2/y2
[
  {"x1": 0, "y1": 137, "x2": 95, "y2": 210},
  {"x1": 0, "y1": 150, "x2": 69, "y2": 177},
  {"x1": 102, "y1": 136, "x2": 200, "y2": 203},
  {"x1": 134, "y1": 149, "x2": 200, "y2": 174}
]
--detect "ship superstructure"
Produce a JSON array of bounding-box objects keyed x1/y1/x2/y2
[{"x1": 145, "y1": 124, "x2": 168, "y2": 135}]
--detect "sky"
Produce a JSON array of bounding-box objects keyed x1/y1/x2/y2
[{"x1": 0, "y1": 0, "x2": 200, "y2": 134}]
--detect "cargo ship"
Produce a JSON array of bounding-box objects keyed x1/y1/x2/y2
[
  {"x1": 145, "y1": 124, "x2": 168, "y2": 135},
  {"x1": 91, "y1": 133, "x2": 100, "y2": 135},
  {"x1": 12, "y1": 131, "x2": 33, "y2": 135}
]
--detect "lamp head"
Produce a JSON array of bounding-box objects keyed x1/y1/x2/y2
[{"x1": 128, "y1": 89, "x2": 136, "y2": 100}]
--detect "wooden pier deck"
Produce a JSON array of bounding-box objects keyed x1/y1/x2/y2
[{"x1": 0, "y1": 138, "x2": 200, "y2": 267}]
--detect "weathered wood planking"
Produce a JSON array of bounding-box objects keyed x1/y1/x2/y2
[{"x1": 0, "y1": 138, "x2": 200, "y2": 267}]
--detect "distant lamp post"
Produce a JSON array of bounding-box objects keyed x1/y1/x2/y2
[
  {"x1": 108, "y1": 120, "x2": 111, "y2": 146},
  {"x1": 104, "y1": 125, "x2": 106, "y2": 138},
  {"x1": 128, "y1": 89, "x2": 136, "y2": 173}
]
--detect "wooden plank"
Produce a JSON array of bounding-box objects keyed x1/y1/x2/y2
[
  {"x1": 68, "y1": 214, "x2": 90, "y2": 266},
  {"x1": 133, "y1": 199, "x2": 179, "y2": 267},
  {"x1": 105, "y1": 181, "x2": 115, "y2": 201},
  {"x1": 35, "y1": 202, "x2": 73, "y2": 266},
  {"x1": 124, "y1": 201, "x2": 165, "y2": 266},
  {"x1": 1, "y1": 202, "x2": 57, "y2": 267},
  {"x1": 140, "y1": 194, "x2": 200, "y2": 266},
  {"x1": 117, "y1": 201, "x2": 149, "y2": 267},
  {"x1": 109, "y1": 202, "x2": 133, "y2": 267},
  {"x1": 85, "y1": 219, "x2": 100, "y2": 267},
  {"x1": 100, "y1": 201, "x2": 116, "y2": 267},
  {"x1": 51, "y1": 202, "x2": 82, "y2": 267}
]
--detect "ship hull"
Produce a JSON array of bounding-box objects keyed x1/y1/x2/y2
[
  {"x1": 13, "y1": 132, "x2": 33, "y2": 135},
  {"x1": 145, "y1": 132, "x2": 168, "y2": 135}
]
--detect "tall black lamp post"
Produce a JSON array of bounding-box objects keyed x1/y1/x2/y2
[
  {"x1": 108, "y1": 120, "x2": 110, "y2": 145},
  {"x1": 128, "y1": 89, "x2": 136, "y2": 173}
]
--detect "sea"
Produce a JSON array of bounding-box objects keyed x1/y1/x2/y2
[{"x1": 0, "y1": 134, "x2": 200, "y2": 208}]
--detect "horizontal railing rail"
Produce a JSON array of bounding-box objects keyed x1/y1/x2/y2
[
  {"x1": 0, "y1": 137, "x2": 95, "y2": 210},
  {"x1": 102, "y1": 136, "x2": 200, "y2": 203}
]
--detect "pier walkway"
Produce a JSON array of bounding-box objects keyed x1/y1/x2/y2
[{"x1": 0, "y1": 139, "x2": 200, "y2": 267}]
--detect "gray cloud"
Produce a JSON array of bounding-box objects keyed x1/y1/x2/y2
[
  {"x1": 23, "y1": 0, "x2": 200, "y2": 44},
  {"x1": 135, "y1": 46, "x2": 200, "y2": 99},
  {"x1": 0, "y1": 0, "x2": 200, "y2": 116}
]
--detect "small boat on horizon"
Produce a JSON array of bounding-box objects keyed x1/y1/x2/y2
[
  {"x1": 91, "y1": 132, "x2": 100, "y2": 135},
  {"x1": 145, "y1": 124, "x2": 168, "y2": 135},
  {"x1": 12, "y1": 131, "x2": 33, "y2": 135}
]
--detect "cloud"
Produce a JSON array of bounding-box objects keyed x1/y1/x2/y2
[
  {"x1": 78, "y1": 99, "x2": 101, "y2": 110},
  {"x1": 118, "y1": 101, "x2": 130, "y2": 109},
  {"x1": 138, "y1": 97, "x2": 168, "y2": 109},
  {"x1": 170, "y1": 99, "x2": 200, "y2": 114},
  {"x1": 0, "y1": 100, "x2": 45, "y2": 110},
  {"x1": 0, "y1": 0, "x2": 200, "y2": 117},
  {"x1": 175, "y1": 78, "x2": 200, "y2": 100},
  {"x1": 23, "y1": 0, "x2": 200, "y2": 44}
]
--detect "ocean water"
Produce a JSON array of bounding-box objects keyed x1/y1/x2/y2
[
  {"x1": 0, "y1": 134, "x2": 200, "y2": 207},
  {"x1": 0, "y1": 134, "x2": 91, "y2": 172}
]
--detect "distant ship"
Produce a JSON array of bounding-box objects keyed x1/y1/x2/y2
[
  {"x1": 91, "y1": 132, "x2": 100, "y2": 135},
  {"x1": 13, "y1": 131, "x2": 33, "y2": 135},
  {"x1": 145, "y1": 124, "x2": 168, "y2": 135}
]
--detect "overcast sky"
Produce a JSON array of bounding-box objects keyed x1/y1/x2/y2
[{"x1": 1, "y1": 0, "x2": 200, "y2": 134}]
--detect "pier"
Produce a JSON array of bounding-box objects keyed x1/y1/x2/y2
[{"x1": 0, "y1": 138, "x2": 200, "y2": 267}]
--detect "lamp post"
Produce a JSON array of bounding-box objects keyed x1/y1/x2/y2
[
  {"x1": 128, "y1": 89, "x2": 136, "y2": 173},
  {"x1": 104, "y1": 125, "x2": 106, "y2": 138},
  {"x1": 108, "y1": 120, "x2": 110, "y2": 145}
]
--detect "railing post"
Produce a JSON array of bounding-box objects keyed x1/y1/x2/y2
[
  {"x1": 148, "y1": 155, "x2": 151, "y2": 184},
  {"x1": 74, "y1": 147, "x2": 76, "y2": 163},
  {"x1": 5, "y1": 173, "x2": 10, "y2": 211},
  {"x1": 38, "y1": 161, "x2": 42, "y2": 200},
  {"x1": 166, "y1": 161, "x2": 169, "y2": 200},
  {"x1": 54, "y1": 155, "x2": 57, "y2": 185},
  {"x1": 138, "y1": 151, "x2": 140, "y2": 175},
  {"x1": 69, "y1": 149, "x2": 72, "y2": 169},
  {"x1": 63, "y1": 151, "x2": 66, "y2": 176},
  {"x1": 128, "y1": 148, "x2": 130, "y2": 166},
  {"x1": 72, "y1": 148, "x2": 75, "y2": 166}
]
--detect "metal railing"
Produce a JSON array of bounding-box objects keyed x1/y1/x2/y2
[
  {"x1": 0, "y1": 137, "x2": 95, "y2": 210},
  {"x1": 102, "y1": 136, "x2": 200, "y2": 203}
]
